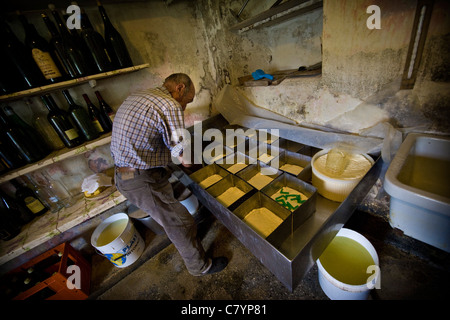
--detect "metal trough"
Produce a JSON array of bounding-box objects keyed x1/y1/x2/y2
[{"x1": 179, "y1": 117, "x2": 382, "y2": 291}]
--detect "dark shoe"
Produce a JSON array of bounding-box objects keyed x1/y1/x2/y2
[{"x1": 204, "y1": 257, "x2": 228, "y2": 275}]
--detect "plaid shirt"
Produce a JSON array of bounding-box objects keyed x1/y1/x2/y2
[{"x1": 110, "y1": 86, "x2": 185, "y2": 169}]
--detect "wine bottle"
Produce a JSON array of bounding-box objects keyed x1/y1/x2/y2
[
  {"x1": 97, "y1": 0, "x2": 133, "y2": 69},
  {"x1": 1, "y1": 186, "x2": 36, "y2": 225},
  {"x1": 82, "y1": 94, "x2": 109, "y2": 134},
  {"x1": 17, "y1": 12, "x2": 66, "y2": 84},
  {"x1": 49, "y1": 4, "x2": 93, "y2": 78},
  {"x1": 0, "y1": 48, "x2": 26, "y2": 94},
  {"x1": 40, "y1": 171, "x2": 74, "y2": 208},
  {"x1": 0, "y1": 157, "x2": 8, "y2": 174},
  {"x1": 40, "y1": 94, "x2": 82, "y2": 148},
  {"x1": 0, "y1": 20, "x2": 46, "y2": 89},
  {"x1": 94, "y1": 91, "x2": 114, "y2": 130},
  {"x1": 0, "y1": 137, "x2": 25, "y2": 169},
  {"x1": 41, "y1": 13, "x2": 72, "y2": 79},
  {"x1": 62, "y1": 90, "x2": 99, "y2": 141},
  {"x1": 31, "y1": 100, "x2": 65, "y2": 151},
  {"x1": 61, "y1": 6, "x2": 98, "y2": 74},
  {"x1": 11, "y1": 179, "x2": 48, "y2": 217},
  {"x1": 3, "y1": 106, "x2": 51, "y2": 157},
  {"x1": 26, "y1": 173, "x2": 63, "y2": 213},
  {"x1": 0, "y1": 107, "x2": 47, "y2": 164},
  {"x1": 80, "y1": 9, "x2": 113, "y2": 73},
  {"x1": 0, "y1": 191, "x2": 22, "y2": 241}
]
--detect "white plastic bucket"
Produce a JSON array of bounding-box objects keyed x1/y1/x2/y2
[
  {"x1": 91, "y1": 213, "x2": 145, "y2": 268},
  {"x1": 312, "y1": 150, "x2": 374, "y2": 202},
  {"x1": 317, "y1": 228, "x2": 379, "y2": 300}
]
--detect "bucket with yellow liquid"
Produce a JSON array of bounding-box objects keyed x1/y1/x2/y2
[
  {"x1": 317, "y1": 228, "x2": 379, "y2": 300},
  {"x1": 91, "y1": 213, "x2": 145, "y2": 268}
]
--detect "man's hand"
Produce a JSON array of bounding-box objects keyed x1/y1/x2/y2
[{"x1": 177, "y1": 154, "x2": 192, "y2": 168}]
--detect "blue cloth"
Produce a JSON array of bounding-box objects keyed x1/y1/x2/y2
[{"x1": 252, "y1": 69, "x2": 274, "y2": 81}]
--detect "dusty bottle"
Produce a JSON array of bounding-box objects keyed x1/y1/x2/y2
[
  {"x1": 95, "y1": 91, "x2": 114, "y2": 130},
  {"x1": 11, "y1": 179, "x2": 48, "y2": 217},
  {"x1": 80, "y1": 9, "x2": 113, "y2": 73},
  {"x1": 49, "y1": 4, "x2": 93, "y2": 78},
  {"x1": 63, "y1": 90, "x2": 99, "y2": 141},
  {"x1": 0, "y1": 136, "x2": 25, "y2": 169},
  {"x1": 2, "y1": 186, "x2": 36, "y2": 225},
  {"x1": 3, "y1": 105, "x2": 51, "y2": 157},
  {"x1": 0, "y1": 107, "x2": 47, "y2": 164},
  {"x1": 18, "y1": 11, "x2": 66, "y2": 84},
  {"x1": 97, "y1": 0, "x2": 133, "y2": 69},
  {"x1": 40, "y1": 94, "x2": 82, "y2": 148},
  {"x1": 0, "y1": 20, "x2": 46, "y2": 89},
  {"x1": 31, "y1": 100, "x2": 65, "y2": 151},
  {"x1": 0, "y1": 190, "x2": 24, "y2": 240},
  {"x1": 83, "y1": 94, "x2": 109, "y2": 134}
]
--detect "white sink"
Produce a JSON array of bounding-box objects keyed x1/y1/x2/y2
[{"x1": 384, "y1": 133, "x2": 450, "y2": 252}]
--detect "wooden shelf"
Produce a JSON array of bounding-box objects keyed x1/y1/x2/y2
[
  {"x1": 0, "y1": 188, "x2": 126, "y2": 266},
  {"x1": 0, "y1": 133, "x2": 112, "y2": 184},
  {"x1": 0, "y1": 63, "x2": 149, "y2": 102},
  {"x1": 0, "y1": 63, "x2": 150, "y2": 268},
  {"x1": 0, "y1": 63, "x2": 150, "y2": 183}
]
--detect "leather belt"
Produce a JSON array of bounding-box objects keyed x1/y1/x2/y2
[
  {"x1": 115, "y1": 166, "x2": 143, "y2": 180},
  {"x1": 116, "y1": 166, "x2": 139, "y2": 173}
]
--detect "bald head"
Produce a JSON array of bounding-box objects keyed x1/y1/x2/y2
[{"x1": 163, "y1": 73, "x2": 195, "y2": 110}]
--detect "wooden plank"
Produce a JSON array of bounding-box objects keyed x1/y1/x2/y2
[{"x1": 0, "y1": 64, "x2": 149, "y2": 102}]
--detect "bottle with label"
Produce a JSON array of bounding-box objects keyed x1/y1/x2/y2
[
  {"x1": 41, "y1": 13, "x2": 72, "y2": 80},
  {"x1": 63, "y1": 90, "x2": 99, "y2": 141},
  {"x1": 11, "y1": 179, "x2": 48, "y2": 217},
  {"x1": 40, "y1": 94, "x2": 82, "y2": 148},
  {"x1": 0, "y1": 20, "x2": 46, "y2": 90},
  {"x1": 97, "y1": 0, "x2": 133, "y2": 69},
  {"x1": 49, "y1": 5, "x2": 93, "y2": 78},
  {"x1": 25, "y1": 173, "x2": 63, "y2": 213},
  {"x1": 17, "y1": 12, "x2": 66, "y2": 84},
  {"x1": 0, "y1": 107, "x2": 47, "y2": 164},
  {"x1": 95, "y1": 91, "x2": 114, "y2": 130},
  {"x1": 82, "y1": 94, "x2": 109, "y2": 134}
]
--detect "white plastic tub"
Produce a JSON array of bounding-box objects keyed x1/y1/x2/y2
[
  {"x1": 317, "y1": 228, "x2": 379, "y2": 300},
  {"x1": 312, "y1": 150, "x2": 374, "y2": 202},
  {"x1": 384, "y1": 133, "x2": 450, "y2": 252}
]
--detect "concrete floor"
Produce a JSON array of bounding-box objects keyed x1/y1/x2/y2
[{"x1": 88, "y1": 208, "x2": 450, "y2": 301}]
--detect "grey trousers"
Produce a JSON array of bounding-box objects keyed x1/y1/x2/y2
[{"x1": 115, "y1": 166, "x2": 210, "y2": 275}]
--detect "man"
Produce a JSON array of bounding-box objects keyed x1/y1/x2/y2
[{"x1": 111, "y1": 73, "x2": 227, "y2": 276}]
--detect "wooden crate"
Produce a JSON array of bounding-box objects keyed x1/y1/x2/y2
[{"x1": 2, "y1": 242, "x2": 90, "y2": 300}]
